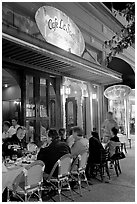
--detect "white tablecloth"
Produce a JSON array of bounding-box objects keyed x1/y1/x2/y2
[
  {"x1": 2, "y1": 158, "x2": 35, "y2": 192},
  {"x1": 2, "y1": 166, "x2": 24, "y2": 192},
  {"x1": 117, "y1": 134, "x2": 128, "y2": 143}
]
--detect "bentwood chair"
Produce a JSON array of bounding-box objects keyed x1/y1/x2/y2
[
  {"x1": 70, "y1": 151, "x2": 90, "y2": 196},
  {"x1": 93, "y1": 148, "x2": 110, "y2": 182},
  {"x1": 43, "y1": 154, "x2": 74, "y2": 202},
  {"x1": 110, "y1": 146, "x2": 122, "y2": 177},
  {"x1": 7, "y1": 160, "x2": 45, "y2": 202}
]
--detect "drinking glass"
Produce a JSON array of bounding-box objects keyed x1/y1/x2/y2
[
  {"x1": 5, "y1": 156, "x2": 10, "y2": 165},
  {"x1": 12, "y1": 154, "x2": 17, "y2": 162},
  {"x1": 27, "y1": 153, "x2": 32, "y2": 161}
]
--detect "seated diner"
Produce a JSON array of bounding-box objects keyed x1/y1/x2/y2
[
  {"x1": 2, "y1": 126, "x2": 27, "y2": 159},
  {"x1": 37, "y1": 128, "x2": 71, "y2": 177},
  {"x1": 71, "y1": 126, "x2": 89, "y2": 158},
  {"x1": 105, "y1": 127, "x2": 121, "y2": 158}
]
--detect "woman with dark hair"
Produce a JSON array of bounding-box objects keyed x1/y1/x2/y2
[
  {"x1": 105, "y1": 127, "x2": 121, "y2": 168},
  {"x1": 106, "y1": 127, "x2": 121, "y2": 157}
]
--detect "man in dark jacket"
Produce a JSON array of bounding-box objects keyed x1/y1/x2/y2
[
  {"x1": 2, "y1": 126, "x2": 27, "y2": 159},
  {"x1": 37, "y1": 129, "x2": 71, "y2": 177},
  {"x1": 86, "y1": 132, "x2": 105, "y2": 178}
]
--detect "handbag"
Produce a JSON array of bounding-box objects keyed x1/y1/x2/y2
[{"x1": 111, "y1": 151, "x2": 126, "y2": 160}]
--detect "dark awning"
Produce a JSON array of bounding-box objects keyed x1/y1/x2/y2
[
  {"x1": 2, "y1": 23, "x2": 122, "y2": 86},
  {"x1": 108, "y1": 57, "x2": 135, "y2": 89}
]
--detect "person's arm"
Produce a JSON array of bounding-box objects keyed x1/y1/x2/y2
[
  {"x1": 71, "y1": 141, "x2": 80, "y2": 157},
  {"x1": 37, "y1": 148, "x2": 47, "y2": 161},
  {"x1": 67, "y1": 135, "x2": 74, "y2": 148}
]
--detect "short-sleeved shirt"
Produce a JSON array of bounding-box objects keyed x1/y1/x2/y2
[{"x1": 71, "y1": 137, "x2": 89, "y2": 158}]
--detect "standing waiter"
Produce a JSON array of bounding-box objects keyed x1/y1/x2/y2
[{"x1": 101, "y1": 111, "x2": 118, "y2": 143}]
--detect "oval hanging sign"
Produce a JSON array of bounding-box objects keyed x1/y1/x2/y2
[
  {"x1": 35, "y1": 6, "x2": 85, "y2": 56},
  {"x1": 104, "y1": 85, "x2": 131, "y2": 100}
]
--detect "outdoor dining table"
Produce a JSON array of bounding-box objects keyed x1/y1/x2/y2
[
  {"x1": 117, "y1": 133, "x2": 128, "y2": 153},
  {"x1": 2, "y1": 155, "x2": 37, "y2": 192}
]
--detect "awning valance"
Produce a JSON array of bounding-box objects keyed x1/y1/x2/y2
[{"x1": 2, "y1": 23, "x2": 122, "y2": 85}]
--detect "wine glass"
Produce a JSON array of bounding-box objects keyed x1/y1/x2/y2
[
  {"x1": 12, "y1": 154, "x2": 17, "y2": 162},
  {"x1": 5, "y1": 156, "x2": 10, "y2": 165}
]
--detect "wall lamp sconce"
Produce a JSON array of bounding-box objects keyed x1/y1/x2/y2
[
  {"x1": 14, "y1": 100, "x2": 20, "y2": 105},
  {"x1": 4, "y1": 84, "x2": 8, "y2": 88},
  {"x1": 92, "y1": 93, "x2": 97, "y2": 99}
]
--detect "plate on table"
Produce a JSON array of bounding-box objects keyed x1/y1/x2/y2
[
  {"x1": 6, "y1": 163, "x2": 17, "y2": 170},
  {"x1": 21, "y1": 160, "x2": 32, "y2": 165},
  {"x1": 7, "y1": 160, "x2": 15, "y2": 164}
]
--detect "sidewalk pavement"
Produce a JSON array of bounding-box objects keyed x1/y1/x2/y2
[
  {"x1": 43, "y1": 135, "x2": 135, "y2": 202},
  {"x1": 76, "y1": 142, "x2": 135, "y2": 202}
]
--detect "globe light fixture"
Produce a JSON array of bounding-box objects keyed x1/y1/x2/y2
[{"x1": 104, "y1": 85, "x2": 131, "y2": 100}]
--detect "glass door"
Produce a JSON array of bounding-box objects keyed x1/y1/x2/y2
[
  {"x1": 25, "y1": 75, "x2": 36, "y2": 143},
  {"x1": 40, "y1": 78, "x2": 49, "y2": 141},
  {"x1": 23, "y1": 73, "x2": 59, "y2": 145},
  {"x1": 25, "y1": 75, "x2": 50, "y2": 144}
]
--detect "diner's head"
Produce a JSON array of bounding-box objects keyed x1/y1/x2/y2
[
  {"x1": 107, "y1": 111, "x2": 113, "y2": 120},
  {"x1": 3, "y1": 121, "x2": 11, "y2": 132},
  {"x1": 93, "y1": 127, "x2": 97, "y2": 132},
  {"x1": 72, "y1": 126, "x2": 83, "y2": 140},
  {"x1": 48, "y1": 128, "x2": 59, "y2": 142},
  {"x1": 16, "y1": 126, "x2": 25, "y2": 140},
  {"x1": 111, "y1": 127, "x2": 118, "y2": 136},
  {"x1": 91, "y1": 131, "x2": 97, "y2": 138},
  {"x1": 11, "y1": 118, "x2": 18, "y2": 127},
  {"x1": 58, "y1": 128, "x2": 66, "y2": 140}
]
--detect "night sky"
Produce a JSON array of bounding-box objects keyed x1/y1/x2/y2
[{"x1": 103, "y1": 2, "x2": 131, "y2": 11}]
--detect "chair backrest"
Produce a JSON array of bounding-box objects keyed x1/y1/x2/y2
[
  {"x1": 24, "y1": 160, "x2": 45, "y2": 190},
  {"x1": 12, "y1": 160, "x2": 45, "y2": 192},
  {"x1": 12, "y1": 169, "x2": 25, "y2": 192},
  {"x1": 47, "y1": 154, "x2": 72, "y2": 180},
  {"x1": 58, "y1": 154, "x2": 72, "y2": 178},
  {"x1": 100, "y1": 149, "x2": 109, "y2": 163},
  {"x1": 78, "y1": 151, "x2": 88, "y2": 171}
]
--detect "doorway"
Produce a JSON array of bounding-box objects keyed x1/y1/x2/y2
[
  {"x1": 24, "y1": 73, "x2": 58, "y2": 143},
  {"x1": 65, "y1": 97, "x2": 77, "y2": 131}
]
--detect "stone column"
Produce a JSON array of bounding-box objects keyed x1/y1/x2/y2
[{"x1": 76, "y1": 95, "x2": 83, "y2": 129}]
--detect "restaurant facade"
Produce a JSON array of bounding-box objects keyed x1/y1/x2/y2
[{"x1": 2, "y1": 2, "x2": 134, "y2": 144}]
